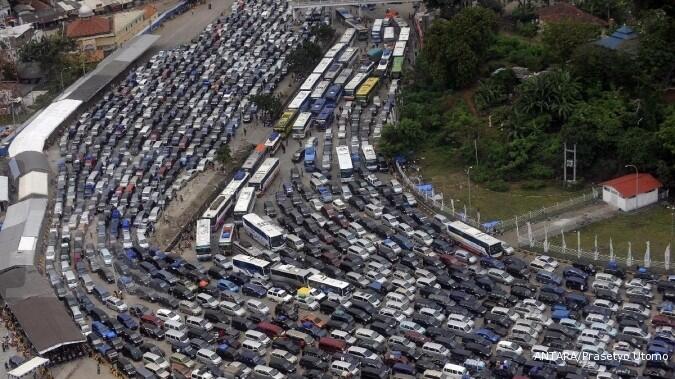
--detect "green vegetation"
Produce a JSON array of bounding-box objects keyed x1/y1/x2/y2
[
  {"x1": 216, "y1": 145, "x2": 232, "y2": 165},
  {"x1": 250, "y1": 94, "x2": 283, "y2": 123},
  {"x1": 382, "y1": 5, "x2": 675, "y2": 195},
  {"x1": 287, "y1": 40, "x2": 322, "y2": 74},
  {"x1": 551, "y1": 205, "x2": 674, "y2": 263}
]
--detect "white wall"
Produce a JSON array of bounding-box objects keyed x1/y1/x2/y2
[{"x1": 604, "y1": 186, "x2": 658, "y2": 212}]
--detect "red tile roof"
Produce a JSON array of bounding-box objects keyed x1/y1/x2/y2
[
  {"x1": 66, "y1": 16, "x2": 111, "y2": 39},
  {"x1": 537, "y1": 2, "x2": 608, "y2": 27},
  {"x1": 602, "y1": 173, "x2": 662, "y2": 198}
]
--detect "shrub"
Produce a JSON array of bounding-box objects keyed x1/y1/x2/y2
[
  {"x1": 515, "y1": 21, "x2": 538, "y2": 38},
  {"x1": 486, "y1": 180, "x2": 509, "y2": 192},
  {"x1": 522, "y1": 180, "x2": 546, "y2": 190}
]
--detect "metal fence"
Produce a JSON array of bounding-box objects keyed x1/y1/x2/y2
[{"x1": 518, "y1": 230, "x2": 671, "y2": 271}]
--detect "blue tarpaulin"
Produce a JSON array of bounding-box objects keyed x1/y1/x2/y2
[{"x1": 417, "y1": 184, "x2": 433, "y2": 194}]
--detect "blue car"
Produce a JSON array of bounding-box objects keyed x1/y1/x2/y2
[
  {"x1": 480, "y1": 257, "x2": 505, "y2": 270},
  {"x1": 237, "y1": 349, "x2": 263, "y2": 367},
  {"x1": 563, "y1": 267, "x2": 588, "y2": 280},
  {"x1": 217, "y1": 279, "x2": 239, "y2": 293},
  {"x1": 474, "y1": 328, "x2": 500, "y2": 344},
  {"x1": 536, "y1": 271, "x2": 562, "y2": 286},
  {"x1": 564, "y1": 292, "x2": 589, "y2": 309},
  {"x1": 116, "y1": 313, "x2": 138, "y2": 330},
  {"x1": 540, "y1": 284, "x2": 566, "y2": 296},
  {"x1": 551, "y1": 308, "x2": 571, "y2": 322},
  {"x1": 92, "y1": 321, "x2": 116, "y2": 340},
  {"x1": 242, "y1": 283, "x2": 267, "y2": 298}
]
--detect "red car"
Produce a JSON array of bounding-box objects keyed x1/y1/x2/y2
[
  {"x1": 652, "y1": 315, "x2": 674, "y2": 327},
  {"x1": 404, "y1": 331, "x2": 430, "y2": 346},
  {"x1": 384, "y1": 351, "x2": 410, "y2": 366}
]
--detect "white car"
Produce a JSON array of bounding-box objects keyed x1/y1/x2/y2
[
  {"x1": 486, "y1": 268, "x2": 514, "y2": 284},
  {"x1": 246, "y1": 299, "x2": 270, "y2": 316},
  {"x1": 309, "y1": 198, "x2": 323, "y2": 211},
  {"x1": 270, "y1": 349, "x2": 298, "y2": 364},
  {"x1": 311, "y1": 172, "x2": 328, "y2": 185},
  {"x1": 266, "y1": 288, "x2": 292, "y2": 303},
  {"x1": 332, "y1": 198, "x2": 347, "y2": 211},
  {"x1": 294, "y1": 295, "x2": 319, "y2": 311},
  {"x1": 535, "y1": 255, "x2": 559, "y2": 269},
  {"x1": 625, "y1": 278, "x2": 652, "y2": 292},
  {"x1": 592, "y1": 299, "x2": 619, "y2": 313},
  {"x1": 156, "y1": 308, "x2": 181, "y2": 323},
  {"x1": 382, "y1": 214, "x2": 399, "y2": 228},
  {"x1": 105, "y1": 297, "x2": 128, "y2": 312},
  {"x1": 530, "y1": 258, "x2": 555, "y2": 273},
  {"x1": 453, "y1": 249, "x2": 477, "y2": 265},
  {"x1": 496, "y1": 340, "x2": 523, "y2": 356},
  {"x1": 595, "y1": 273, "x2": 623, "y2": 288}
]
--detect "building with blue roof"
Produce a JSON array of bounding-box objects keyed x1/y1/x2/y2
[{"x1": 595, "y1": 25, "x2": 640, "y2": 53}]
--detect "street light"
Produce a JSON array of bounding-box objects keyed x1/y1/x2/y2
[
  {"x1": 625, "y1": 164, "x2": 638, "y2": 210},
  {"x1": 467, "y1": 166, "x2": 473, "y2": 215}
]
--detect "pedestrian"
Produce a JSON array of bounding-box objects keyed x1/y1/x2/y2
[
  {"x1": 243, "y1": 128, "x2": 247, "y2": 136},
  {"x1": 97, "y1": 362, "x2": 101, "y2": 375}
]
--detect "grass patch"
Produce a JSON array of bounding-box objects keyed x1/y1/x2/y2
[
  {"x1": 418, "y1": 147, "x2": 587, "y2": 221},
  {"x1": 551, "y1": 205, "x2": 674, "y2": 263}
]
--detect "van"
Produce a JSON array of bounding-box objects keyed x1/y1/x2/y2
[
  {"x1": 143, "y1": 352, "x2": 169, "y2": 370},
  {"x1": 286, "y1": 234, "x2": 304, "y2": 251},
  {"x1": 185, "y1": 316, "x2": 212, "y2": 331},
  {"x1": 365, "y1": 204, "x2": 382, "y2": 219},
  {"x1": 165, "y1": 329, "x2": 189, "y2": 344},
  {"x1": 241, "y1": 339, "x2": 267, "y2": 356},
  {"x1": 164, "y1": 320, "x2": 186, "y2": 333},
  {"x1": 70, "y1": 306, "x2": 83, "y2": 323},
  {"x1": 135, "y1": 366, "x2": 156, "y2": 379},
  {"x1": 145, "y1": 363, "x2": 170, "y2": 379},
  {"x1": 331, "y1": 360, "x2": 359, "y2": 377},
  {"x1": 63, "y1": 270, "x2": 77, "y2": 289},
  {"x1": 244, "y1": 330, "x2": 271, "y2": 346},
  {"x1": 354, "y1": 328, "x2": 385, "y2": 346},
  {"x1": 349, "y1": 222, "x2": 366, "y2": 237},
  {"x1": 579, "y1": 328, "x2": 610, "y2": 344},
  {"x1": 80, "y1": 274, "x2": 95, "y2": 293},
  {"x1": 447, "y1": 320, "x2": 473, "y2": 333},
  {"x1": 352, "y1": 291, "x2": 381, "y2": 308},
  {"x1": 196, "y1": 348, "x2": 222, "y2": 366},
  {"x1": 319, "y1": 336, "x2": 347, "y2": 353},
  {"x1": 421, "y1": 342, "x2": 449, "y2": 359},
  {"x1": 285, "y1": 330, "x2": 314, "y2": 347},
  {"x1": 442, "y1": 363, "x2": 467, "y2": 379},
  {"x1": 591, "y1": 280, "x2": 619, "y2": 294}
]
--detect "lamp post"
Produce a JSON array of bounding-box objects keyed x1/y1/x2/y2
[
  {"x1": 625, "y1": 164, "x2": 638, "y2": 210},
  {"x1": 467, "y1": 166, "x2": 473, "y2": 216}
]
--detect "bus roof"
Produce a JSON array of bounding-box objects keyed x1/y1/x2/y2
[
  {"x1": 300, "y1": 73, "x2": 322, "y2": 91},
  {"x1": 345, "y1": 72, "x2": 368, "y2": 91},
  {"x1": 399, "y1": 27, "x2": 410, "y2": 41},
  {"x1": 355, "y1": 77, "x2": 380, "y2": 97},
  {"x1": 337, "y1": 47, "x2": 358, "y2": 63},
  {"x1": 309, "y1": 273, "x2": 350, "y2": 289},
  {"x1": 271, "y1": 264, "x2": 311, "y2": 277},
  {"x1": 233, "y1": 253, "x2": 272, "y2": 267},
  {"x1": 325, "y1": 43, "x2": 346, "y2": 59},
  {"x1": 288, "y1": 91, "x2": 311, "y2": 110},
  {"x1": 242, "y1": 213, "x2": 283, "y2": 238},
  {"x1": 250, "y1": 158, "x2": 279, "y2": 184},
  {"x1": 313, "y1": 57, "x2": 333, "y2": 75},
  {"x1": 293, "y1": 112, "x2": 312, "y2": 127},
  {"x1": 393, "y1": 41, "x2": 406, "y2": 57},
  {"x1": 448, "y1": 221, "x2": 502, "y2": 246},
  {"x1": 392, "y1": 56, "x2": 403, "y2": 72},
  {"x1": 336, "y1": 145, "x2": 353, "y2": 169},
  {"x1": 234, "y1": 187, "x2": 256, "y2": 213}
]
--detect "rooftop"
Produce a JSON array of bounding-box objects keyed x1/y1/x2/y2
[
  {"x1": 602, "y1": 173, "x2": 662, "y2": 198},
  {"x1": 537, "y1": 2, "x2": 608, "y2": 27}
]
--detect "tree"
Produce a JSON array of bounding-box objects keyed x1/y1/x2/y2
[
  {"x1": 287, "y1": 41, "x2": 322, "y2": 74},
  {"x1": 569, "y1": 44, "x2": 638, "y2": 90},
  {"x1": 637, "y1": 10, "x2": 675, "y2": 85},
  {"x1": 514, "y1": 69, "x2": 581, "y2": 124},
  {"x1": 311, "y1": 24, "x2": 336, "y2": 47},
  {"x1": 541, "y1": 20, "x2": 601, "y2": 63},
  {"x1": 380, "y1": 119, "x2": 427, "y2": 158},
  {"x1": 19, "y1": 35, "x2": 74, "y2": 71},
  {"x1": 216, "y1": 145, "x2": 231, "y2": 165},
  {"x1": 250, "y1": 94, "x2": 283, "y2": 122}
]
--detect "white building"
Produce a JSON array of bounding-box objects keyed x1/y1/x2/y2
[{"x1": 602, "y1": 173, "x2": 663, "y2": 212}]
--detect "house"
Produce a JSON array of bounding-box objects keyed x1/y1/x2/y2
[
  {"x1": 537, "y1": 2, "x2": 608, "y2": 27},
  {"x1": 594, "y1": 25, "x2": 640, "y2": 54},
  {"x1": 66, "y1": 4, "x2": 157, "y2": 56},
  {"x1": 601, "y1": 173, "x2": 664, "y2": 212}
]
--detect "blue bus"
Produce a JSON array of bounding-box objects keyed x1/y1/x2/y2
[
  {"x1": 310, "y1": 98, "x2": 326, "y2": 115},
  {"x1": 316, "y1": 105, "x2": 335, "y2": 130},
  {"x1": 326, "y1": 84, "x2": 343, "y2": 104}
]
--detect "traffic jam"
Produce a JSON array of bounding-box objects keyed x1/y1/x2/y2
[{"x1": 46, "y1": 2, "x2": 674, "y2": 379}]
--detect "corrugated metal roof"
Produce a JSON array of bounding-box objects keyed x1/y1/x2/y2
[
  {"x1": 0, "y1": 176, "x2": 7, "y2": 202},
  {"x1": 18, "y1": 171, "x2": 48, "y2": 201},
  {"x1": 0, "y1": 198, "x2": 47, "y2": 272}
]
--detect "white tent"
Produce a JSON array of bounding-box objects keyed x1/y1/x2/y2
[{"x1": 7, "y1": 357, "x2": 49, "y2": 379}]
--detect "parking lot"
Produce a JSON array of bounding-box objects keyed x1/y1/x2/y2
[{"x1": 40, "y1": 2, "x2": 675, "y2": 379}]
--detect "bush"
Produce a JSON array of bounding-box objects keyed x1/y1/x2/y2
[
  {"x1": 515, "y1": 21, "x2": 538, "y2": 38},
  {"x1": 486, "y1": 180, "x2": 509, "y2": 192},
  {"x1": 522, "y1": 179, "x2": 546, "y2": 190}
]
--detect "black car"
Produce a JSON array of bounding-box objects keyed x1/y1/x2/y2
[
  {"x1": 116, "y1": 357, "x2": 136, "y2": 377},
  {"x1": 272, "y1": 337, "x2": 301, "y2": 355},
  {"x1": 139, "y1": 324, "x2": 164, "y2": 340},
  {"x1": 121, "y1": 343, "x2": 143, "y2": 361},
  {"x1": 300, "y1": 355, "x2": 329, "y2": 371},
  {"x1": 269, "y1": 356, "x2": 296, "y2": 374}
]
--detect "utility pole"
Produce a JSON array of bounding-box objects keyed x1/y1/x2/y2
[
  {"x1": 467, "y1": 166, "x2": 473, "y2": 216},
  {"x1": 563, "y1": 143, "x2": 577, "y2": 187}
]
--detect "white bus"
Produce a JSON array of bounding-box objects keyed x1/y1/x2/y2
[
  {"x1": 288, "y1": 91, "x2": 312, "y2": 112},
  {"x1": 311, "y1": 80, "x2": 331, "y2": 100},
  {"x1": 336, "y1": 145, "x2": 354, "y2": 183},
  {"x1": 264, "y1": 132, "x2": 282, "y2": 155},
  {"x1": 292, "y1": 112, "x2": 313, "y2": 139},
  {"x1": 337, "y1": 47, "x2": 358, "y2": 66},
  {"x1": 233, "y1": 187, "x2": 256, "y2": 224},
  {"x1": 334, "y1": 68, "x2": 353, "y2": 87},
  {"x1": 445, "y1": 221, "x2": 513, "y2": 258},
  {"x1": 344, "y1": 73, "x2": 369, "y2": 99},
  {"x1": 324, "y1": 42, "x2": 346, "y2": 59},
  {"x1": 195, "y1": 219, "x2": 212, "y2": 260},
  {"x1": 232, "y1": 254, "x2": 272, "y2": 279},
  {"x1": 241, "y1": 144, "x2": 267, "y2": 173},
  {"x1": 218, "y1": 223, "x2": 234, "y2": 251},
  {"x1": 270, "y1": 264, "x2": 311, "y2": 288},
  {"x1": 339, "y1": 28, "x2": 356, "y2": 45},
  {"x1": 248, "y1": 158, "x2": 280, "y2": 194},
  {"x1": 308, "y1": 274, "x2": 353, "y2": 299},
  {"x1": 393, "y1": 41, "x2": 407, "y2": 58},
  {"x1": 313, "y1": 57, "x2": 334, "y2": 76},
  {"x1": 383, "y1": 26, "x2": 396, "y2": 43},
  {"x1": 375, "y1": 59, "x2": 390, "y2": 77},
  {"x1": 300, "y1": 73, "x2": 322, "y2": 92},
  {"x1": 399, "y1": 27, "x2": 410, "y2": 42},
  {"x1": 201, "y1": 171, "x2": 249, "y2": 230},
  {"x1": 371, "y1": 19, "x2": 383, "y2": 43},
  {"x1": 360, "y1": 142, "x2": 378, "y2": 171},
  {"x1": 242, "y1": 213, "x2": 285, "y2": 251}
]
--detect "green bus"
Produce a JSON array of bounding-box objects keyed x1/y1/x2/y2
[{"x1": 391, "y1": 57, "x2": 404, "y2": 79}]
